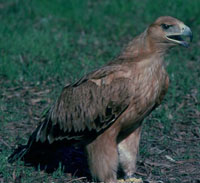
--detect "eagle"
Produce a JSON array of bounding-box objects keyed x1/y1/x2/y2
[{"x1": 9, "y1": 16, "x2": 192, "y2": 182}]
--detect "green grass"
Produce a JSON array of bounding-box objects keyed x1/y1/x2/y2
[{"x1": 0, "y1": 0, "x2": 200, "y2": 182}]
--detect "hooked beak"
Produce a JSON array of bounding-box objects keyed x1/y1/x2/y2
[{"x1": 166, "y1": 24, "x2": 192, "y2": 48}]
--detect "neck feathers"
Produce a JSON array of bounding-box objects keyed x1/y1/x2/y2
[{"x1": 119, "y1": 29, "x2": 168, "y2": 61}]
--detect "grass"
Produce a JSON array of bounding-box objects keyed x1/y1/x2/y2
[{"x1": 0, "y1": 0, "x2": 200, "y2": 182}]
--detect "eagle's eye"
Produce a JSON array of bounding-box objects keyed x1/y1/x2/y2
[{"x1": 161, "y1": 24, "x2": 171, "y2": 30}]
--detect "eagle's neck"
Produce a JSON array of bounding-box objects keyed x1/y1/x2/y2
[{"x1": 119, "y1": 29, "x2": 169, "y2": 61}]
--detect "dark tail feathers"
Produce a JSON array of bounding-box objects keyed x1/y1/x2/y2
[{"x1": 8, "y1": 144, "x2": 30, "y2": 163}]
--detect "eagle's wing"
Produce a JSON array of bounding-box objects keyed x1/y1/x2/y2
[{"x1": 36, "y1": 65, "x2": 133, "y2": 143}]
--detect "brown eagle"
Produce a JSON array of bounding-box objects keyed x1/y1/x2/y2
[{"x1": 9, "y1": 16, "x2": 192, "y2": 182}]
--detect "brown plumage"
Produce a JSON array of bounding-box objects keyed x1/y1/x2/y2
[{"x1": 9, "y1": 16, "x2": 192, "y2": 182}]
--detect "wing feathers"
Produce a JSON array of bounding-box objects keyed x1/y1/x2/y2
[{"x1": 36, "y1": 67, "x2": 132, "y2": 144}]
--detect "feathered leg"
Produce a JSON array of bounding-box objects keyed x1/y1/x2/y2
[
  {"x1": 118, "y1": 125, "x2": 142, "y2": 178},
  {"x1": 86, "y1": 132, "x2": 118, "y2": 183}
]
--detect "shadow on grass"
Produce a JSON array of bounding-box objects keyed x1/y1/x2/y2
[{"x1": 9, "y1": 141, "x2": 91, "y2": 179}]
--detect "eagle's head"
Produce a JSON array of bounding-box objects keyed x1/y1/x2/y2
[{"x1": 148, "y1": 16, "x2": 192, "y2": 48}]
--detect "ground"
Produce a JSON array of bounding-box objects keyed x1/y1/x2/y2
[{"x1": 0, "y1": 0, "x2": 200, "y2": 183}]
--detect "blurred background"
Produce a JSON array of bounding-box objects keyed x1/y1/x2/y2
[{"x1": 0, "y1": 0, "x2": 199, "y2": 182}]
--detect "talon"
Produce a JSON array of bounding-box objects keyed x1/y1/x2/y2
[
  {"x1": 118, "y1": 179, "x2": 126, "y2": 182},
  {"x1": 125, "y1": 177, "x2": 143, "y2": 183}
]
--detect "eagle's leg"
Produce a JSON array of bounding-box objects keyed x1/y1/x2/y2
[
  {"x1": 118, "y1": 125, "x2": 142, "y2": 178},
  {"x1": 86, "y1": 133, "x2": 118, "y2": 183}
]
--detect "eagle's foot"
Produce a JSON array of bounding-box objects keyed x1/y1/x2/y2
[
  {"x1": 125, "y1": 177, "x2": 143, "y2": 183},
  {"x1": 118, "y1": 177, "x2": 143, "y2": 183},
  {"x1": 118, "y1": 179, "x2": 126, "y2": 183}
]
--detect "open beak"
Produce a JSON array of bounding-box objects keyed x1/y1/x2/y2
[{"x1": 166, "y1": 24, "x2": 192, "y2": 48}]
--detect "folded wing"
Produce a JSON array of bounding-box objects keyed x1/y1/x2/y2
[{"x1": 36, "y1": 65, "x2": 133, "y2": 144}]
